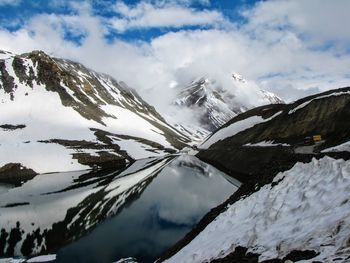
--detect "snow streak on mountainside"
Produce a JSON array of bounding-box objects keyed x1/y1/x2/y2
[
  {"x1": 322, "y1": 141, "x2": 350, "y2": 153},
  {"x1": 167, "y1": 121, "x2": 211, "y2": 145},
  {"x1": 174, "y1": 73, "x2": 283, "y2": 131},
  {"x1": 200, "y1": 111, "x2": 282, "y2": 149},
  {"x1": 165, "y1": 156, "x2": 350, "y2": 263},
  {"x1": 0, "y1": 50, "x2": 191, "y2": 174}
]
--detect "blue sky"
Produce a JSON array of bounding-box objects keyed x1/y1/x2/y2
[
  {"x1": 0, "y1": 0, "x2": 261, "y2": 42},
  {"x1": 0, "y1": 0, "x2": 349, "y2": 105}
]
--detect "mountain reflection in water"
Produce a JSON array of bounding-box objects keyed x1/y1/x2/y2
[{"x1": 0, "y1": 155, "x2": 240, "y2": 263}]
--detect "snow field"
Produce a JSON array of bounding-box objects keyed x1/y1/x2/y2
[{"x1": 166, "y1": 157, "x2": 350, "y2": 263}]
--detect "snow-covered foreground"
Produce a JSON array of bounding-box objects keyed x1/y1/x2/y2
[
  {"x1": 27, "y1": 254, "x2": 56, "y2": 262},
  {"x1": 165, "y1": 157, "x2": 350, "y2": 263},
  {"x1": 0, "y1": 254, "x2": 56, "y2": 263}
]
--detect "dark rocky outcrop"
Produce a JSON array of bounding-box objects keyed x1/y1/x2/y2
[
  {"x1": 0, "y1": 124, "x2": 26, "y2": 130},
  {"x1": 209, "y1": 247, "x2": 318, "y2": 263},
  {"x1": 0, "y1": 163, "x2": 37, "y2": 186},
  {"x1": 0, "y1": 60, "x2": 16, "y2": 100},
  {"x1": 206, "y1": 87, "x2": 350, "y2": 150}
]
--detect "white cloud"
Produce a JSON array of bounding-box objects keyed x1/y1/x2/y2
[
  {"x1": 168, "y1": 0, "x2": 211, "y2": 5},
  {"x1": 48, "y1": 0, "x2": 67, "y2": 8},
  {"x1": 0, "y1": 0, "x2": 349, "y2": 115},
  {"x1": 242, "y1": 0, "x2": 350, "y2": 48},
  {"x1": 110, "y1": 1, "x2": 224, "y2": 32},
  {"x1": 0, "y1": 0, "x2": 21, "y2": 6}
]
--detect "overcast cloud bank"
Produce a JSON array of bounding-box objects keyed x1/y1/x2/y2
[{"x1": 0, "y1": 0, "x2": 349, "y2": 113}]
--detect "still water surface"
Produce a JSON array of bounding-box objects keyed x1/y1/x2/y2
[{"x1": 0, "y1": 155, "x2": 240, "y2": 263}]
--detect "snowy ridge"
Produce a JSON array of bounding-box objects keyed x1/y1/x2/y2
[
  {"x1": 174, "y1": 74, "x2": 283, "y2": 132},
  {"x1": 0, "y1": 50, "x2": 13, "y2": 60},
  {"x1": 166, "y1": 157, "x2": 350, "y2": 263},
  {"x1": 0, "y1": 50, "x2": 191, "y2": 173},
  {"x1": 27, "y1": 254, "x2": 56, "y2": 262},
  {"x1": 174, "y1": 77, "x2": 236, "y2": 131},
  {"x1": 231, "y1": 72, "x2": 246, "y2": 82},
  {"x1": 200, "y1": 111, "x2": 282, "y2": 149},
  {"x1": 167, "y1": 121, "x2": 211, "y2": 145},
  {"x1": 197, "y1": 86, "x2": 350, "y2": 151},
  {"x1": 288, "y1": 90, "x2": 350, "y2": 114}
]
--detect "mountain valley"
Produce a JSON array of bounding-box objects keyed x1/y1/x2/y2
[{"x1": 0, "y1": 50, "x2": 350, "y2": 263}]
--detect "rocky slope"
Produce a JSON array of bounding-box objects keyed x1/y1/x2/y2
[
  {"x1": 198, "y1": 86, "x2": 350, "y2": 180},
  {"x1": 161, "y1": 87, "x2": 350, "y2": 263},
  {"x1": 174, "y1": 73, "x2": 283, "y2": 131},
  {"x1": 0, "y1": 50, "x2": 191, "y2": 178}
]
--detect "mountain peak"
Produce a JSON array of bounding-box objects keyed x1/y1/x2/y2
[
  {"x1": 0, "y1": 50, "x2": 14, "y2": 60},
  {"x1": 0, "y1": 50, "x2": 191, "y2": 174},
  {"x1": 231, "y1": 72, "x2": 246, "y2": 83},
  {"x1": 174, "y1": 73, "x2": 283, "y2": 131}
]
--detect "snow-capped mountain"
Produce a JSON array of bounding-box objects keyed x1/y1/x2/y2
[
  {"x1": 174, "y1": 73, "x2": 283, "y2": 131},
  {"x1": 0, "y1": 50, "x2": 191, "y2": 175}
]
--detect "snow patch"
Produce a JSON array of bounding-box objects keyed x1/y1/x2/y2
[
  {"x1": 322, "y1": 141, "x2": 350, "y2": 153},
  {"x1": 0, "y1": 50, "x2": 14, "y2": 60},
  {"x1": 0, "y1": 141, "x2": 89, "y2": 174},
  {"x1": 200, "y1": 111, "x2": 282, "y2": 149},
  {"x1": 244, "y1": 141, "x2": 290, "y2": 147},
  {"x1": 166, "y1": 157, "x2": 350, "y2": 263},
  {"x1": 0, "y1": 259, "x2": 25, "y2": 263},
  {"x1": 27, "y1": 254, "x2": 56, "y2": 262},
  {"x1": 231, "y1": 72, "x2": 246, "y2": 83},
  {"x1": 101, "y1": 105, "x2": 173, "y2": 149},
  {"x1": 114, "y1": 258, "x2": 138, "y2": 263},
  {"x1": 109, "y1": 136, "x2": 164, "y2": 159}
]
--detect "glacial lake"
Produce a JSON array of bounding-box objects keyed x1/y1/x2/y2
[{"x1": 0, "y1": 155, "x2": 240, "y2": 263}]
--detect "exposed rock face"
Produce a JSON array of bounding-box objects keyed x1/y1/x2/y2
[
  {"x1": 201, "y1": 87, "x2": 350, "y2": 150},
  {"x1": 0, "y1": 50, "x2": 191, "y2": 177},
  {"x1": 196, "y1": 87, "x2": 350, "y2": 184},
  {"x1": 0, "y1": 124, "x2": 26, "y2": 130}
]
